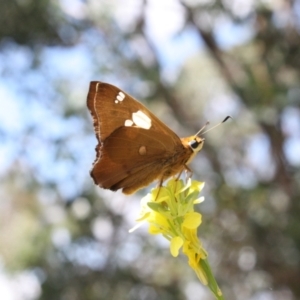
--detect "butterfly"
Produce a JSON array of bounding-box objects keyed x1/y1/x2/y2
[{"x1": 87, "y1": 81, "x2": 206, "y2": 194}]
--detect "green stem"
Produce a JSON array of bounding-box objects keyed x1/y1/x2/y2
[{"x1": 199, "y1": 259, "x2": 224, "y2": 300}]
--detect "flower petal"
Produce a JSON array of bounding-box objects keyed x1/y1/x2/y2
[
  {"x1": 193, "y1": 196, "x2": 205, "y2": 204},
  {"x1": 183, "y1": 212, "x2": 202, "y2": 229},
  {"x1": 170, "y1": 236, "x2": 184, "y2": 257}
]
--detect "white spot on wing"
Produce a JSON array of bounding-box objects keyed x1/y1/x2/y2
[
  {"x1": 132, "y1": 110, "x2": 152, "y2": 129},
  {"x1": 115, "y1": 91, "x2": 126, "y2": 104},
  {"x1": 124, "y1": 119, "x2": 134, "y2": 126}
]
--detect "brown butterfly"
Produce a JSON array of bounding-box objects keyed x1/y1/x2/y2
[{"x1": 87, "y1": 81, "x2": 207, "y2": 195}]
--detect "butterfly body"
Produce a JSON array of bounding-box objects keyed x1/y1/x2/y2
[{"x1": 87, "y1": 81, "x2": 204, "y2": 194}]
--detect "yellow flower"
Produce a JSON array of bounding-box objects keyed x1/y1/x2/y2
[
  {"x1": 130, "y1": 178, "x2": 224, "y2": 300},
  {"x1": 131, "y1": 178, "x2": 207, "y2": 274}
]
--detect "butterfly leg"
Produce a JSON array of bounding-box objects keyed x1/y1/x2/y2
[
  {"x1": 153, "y1": 177, "x2": 164, "y2": 201},
  {"x1": 173, "y1": 166, "x2": 191, "y2": 194},
  {"x1": 184, "y1": 165, "x2": 193, "y2": 181},
  {"x1": 175, "y1": 171, "x2": 182, "y2": 181}
]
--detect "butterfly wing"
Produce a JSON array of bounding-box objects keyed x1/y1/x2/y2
[
  {"x1": 92, "y1": 126, "x2": 184, "y2": 194},
  {"x1": 87, "y1": 81, "x2": 179, "y2": 141},
  {"x1": 87, "y1": 81, "x2": 187, "y2": 194}
]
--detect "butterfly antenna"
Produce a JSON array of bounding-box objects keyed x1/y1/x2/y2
[
  {"x1": 199, "y1": 116, "x2": 232, "y2": 136},
  {"x1": 195, "y1": 121, "x2": 210, "y2": 137}
]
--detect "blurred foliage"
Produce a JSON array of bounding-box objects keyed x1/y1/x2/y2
[{"x1": 0, "y1": 0, "x2": 300, "y2": 300}]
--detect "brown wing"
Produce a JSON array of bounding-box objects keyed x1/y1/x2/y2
[
  {"x1": 87, "y1": 81, "x2": 179, "y2": 142},
  {"x1": 87, "y1": 81, "x2": 187, "y2": 193},
  {"x1": 92, "y1": 127, "x2": 181, "y2": 194}
]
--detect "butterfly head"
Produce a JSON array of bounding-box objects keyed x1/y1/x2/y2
[
  {"x1": 181, "y1": 135, "x2": 205, "y2": 153},
  {"x1": 188, "y1": 136, "x2": 205, "y2": 153},
  {"x1": 180, "y1": 135, "x2": 204, "y2": 165}
]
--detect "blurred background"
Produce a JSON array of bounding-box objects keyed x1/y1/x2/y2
[{"x1": 0, "y1": 0, "x2": 300, "y2": 299}]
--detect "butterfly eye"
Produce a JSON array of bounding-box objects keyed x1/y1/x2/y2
[
  {"x1": 189, "y1": 140, "x2": 201, "y2": 149},
  {"x1": 188, "y1": 138, "x2": 205, "y2": 152}
]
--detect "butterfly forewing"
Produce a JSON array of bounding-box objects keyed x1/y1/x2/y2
[
  {"x1": 87, "y1": 81, "x2": 190, "y2": 194},
  {"x1": 87, "y1": 81, "x2": 179, "y2": 142}
]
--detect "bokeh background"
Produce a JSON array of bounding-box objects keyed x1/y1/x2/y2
[{"x1": 1, "y1": 0, "x2": 300, "y2": 299}]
